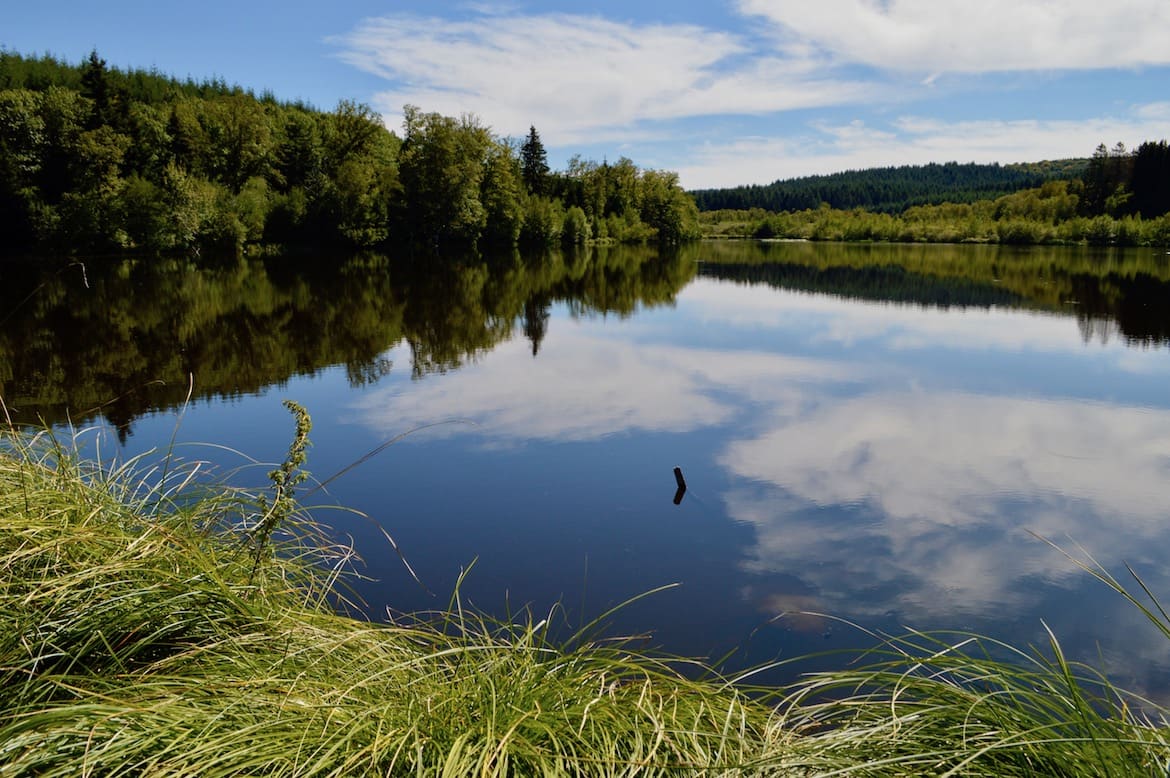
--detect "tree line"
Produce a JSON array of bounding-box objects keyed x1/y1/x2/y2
[
  {"x1": 689, "y1": 160, "x2": 1086, "y2": 214},
  {"x1": 1080, "y1": 141, "x2": 1170, "y2": 219},
  {"x1": 694, "y1": 140, "x2": 1170, "y2": 247},
  {"x1": 702, "y1": 177, "x2": 1170, "y2": 247},
  {"x1": 0, "y1": 50, "x2": 699, "y2": 257}
]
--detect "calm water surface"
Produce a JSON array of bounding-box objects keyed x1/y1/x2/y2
[{"x1": 4, "y1": 241, "x2": 1169, "y2": 696}]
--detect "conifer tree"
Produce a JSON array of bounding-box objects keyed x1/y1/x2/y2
[
  {"x1": 80, "y1": 50, "x2": 110, "y2": 128},
  {"x1": 520, "y1": 125, "x2": 549, "y2": 195}
]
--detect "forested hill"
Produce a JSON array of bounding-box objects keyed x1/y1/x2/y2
[
  {"x1": 0, "y1": 50, "x2": 699, "y2": 257},
  {"x1": 690, "y1": 160, "x2": 1087, "y2": 214}
]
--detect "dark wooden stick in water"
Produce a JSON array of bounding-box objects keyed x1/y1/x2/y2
[{"x1": 673, "y1": 466, "x2": 687, "y2": 505}]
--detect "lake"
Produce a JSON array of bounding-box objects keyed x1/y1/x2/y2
[{"x1": 3, "y1": 240, "x2": 1169, "y2": 698}]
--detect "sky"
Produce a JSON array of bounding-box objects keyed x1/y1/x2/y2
[{"x1": 4, "y1": 0, "x2": 1170, "y2": 189}]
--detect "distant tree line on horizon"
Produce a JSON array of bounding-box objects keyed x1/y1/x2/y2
[
  {"x1": 701, "y1": 177, "x2": 1170, "y2": 247},
  {"x1": 0, "y1": 50, "x2": 699, "y2": 258},
  {"x1": 688, "y1": 160, "x2": 1088, "y2": 214},
  {"x1": 697, "y1": 142, "x2": 1170, "y2": 247}
]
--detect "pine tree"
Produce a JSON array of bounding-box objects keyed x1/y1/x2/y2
[
  {"x1": 1130, "y1": 140, "x2": 1170, "y2": 218},
  {"x1": 80, "y1": 50, "x2": 110, "y2": 128},
  {"x1": 520, "y1": 125, "x2": 549, "y2": 195}
]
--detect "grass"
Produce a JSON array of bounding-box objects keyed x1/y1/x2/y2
[{"x1": 0, "y1": 410, "x2": 1167, "y2": 775}]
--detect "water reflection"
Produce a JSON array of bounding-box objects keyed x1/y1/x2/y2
[
  {"x1": 722, "y1": 392, "x2": 1170, "y2": 611},
  {"x1": 0, "y1": 245, "x2": 694, "y2": 434},
  {"x1": 3, "y1": 241, "x2": 1170, "y2": 699},
  {"x1": 695, "y1": 240, "x2": 1170, "y2": 347},
  {"x1": 346, "y1": 258, "x2": 1170, "y2": 698},
  {"x1": 352, "y1": 333, "x2": 846, "y2": 442},
  {"x1": 0, "y1": 254, "x2": 405, "y2": 436}
]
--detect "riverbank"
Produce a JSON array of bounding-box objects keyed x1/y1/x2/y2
[
  {"x1": 700, "y1": 184, "x2": 1170, "y2": 247},
  {"x1": 1, "y1": 415, "x2": 1166, "y2": 775}
]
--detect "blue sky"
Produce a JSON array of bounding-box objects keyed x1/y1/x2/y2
[{"x1": 5, "y1": 1, "x2": 1169, "y2": 189}]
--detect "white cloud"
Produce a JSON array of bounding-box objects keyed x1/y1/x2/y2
[
  {"x1": 1134, "y1": 102, "x2": 1170, "y2": 120},
  {"x1": 331, "y1": 6, "x2": 1169, "y2": 188},
  {"x1": 332, "y1": 12, "x2": 876, "y2": 144},
  {"x1": 737, "y1": 0, "x2": 1170, "y2": 73},
  {"x1": 677, "y1": 107, "x2": 1170, "y2": 187}
]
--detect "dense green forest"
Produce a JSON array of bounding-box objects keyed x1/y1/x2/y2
[
  {"x1": 0, "y1": 50, "x2": 699, "y2": 256},
  {"x1": 5, "y1": 49, "x2": 1168, "y2": 255},
  {"x1": 689, "y1": 160, "x2": 1087, "y2": 213}
]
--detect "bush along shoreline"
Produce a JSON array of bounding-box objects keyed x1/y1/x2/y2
[{"x1": 1, "y1": 404, "x2": 1167, "y2": 775}]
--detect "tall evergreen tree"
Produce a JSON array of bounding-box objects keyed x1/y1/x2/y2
[
  {"x1": 79, "y1": 50, "x2": 110, "y2": 129},
  {"x1": 1130, "y1": 140, "x2": 1170, "y2": 218},
  {"x1": 520, "y1": 125, "x2": 549, "y2": 195},
  {"x1": 1080, "y1": 143, "x2": 1115, "y2": 216}
]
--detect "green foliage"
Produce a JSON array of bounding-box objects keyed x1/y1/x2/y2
[
  {"x1": 0, "y1": 51, "x2": 404, "y2": 255},
  {"x1": 0, "y1": 430, "x2": 796, "y2": 774},
  {"x1": 1079, "y1": 140, "x2": 1170, "y2": 220},
  {"x1": 519, "y1": 195, "x2": 564, "y2": 246},
  {"x1": 638, "y1": 169, "x2": 701, "y2": 242},
  {"x1": 397, "y1": 106, "x2": 493, "y2": 245},
  {"x1": 779, "y1": 623, "x2": 1169, "y2": 775},
  {"x1": 1130, "y1": 140, "x2": 1170, "y2": 218},
  {"x1": 251, "y1": 400, "x2": 312, "y2": 583},
  {"x1": 561, "y1": 205, "x2": 589, "y2": 245},
  {"x1": 480, "y1": 141, "x2": 525, "y2": 245},
  {"x1": 703, "y1": 177, "x2": 1170, "y2": 248}
]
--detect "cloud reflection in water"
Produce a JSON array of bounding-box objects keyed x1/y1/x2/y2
[{"x1": 349, "y1": 279, "x2": 1170, "y2": 689}]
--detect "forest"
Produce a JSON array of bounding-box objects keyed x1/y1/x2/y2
[
  {"x1": 4, "y1": 49, "x2": 1168, "y2": 256},
  {"x1": 693, "y1": 139, "x2": 1170, "y2": 248},
  {"x1": 701, "y1": 159, "x2": 1170, "y2": 247},
  {"x1": 0, "y1": 50, "x2": 700, "y2": 257},
  {"x1": 689, "y1": 159, "x2": 1088, "y2": 213}
]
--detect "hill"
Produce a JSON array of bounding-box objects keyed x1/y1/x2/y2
[{"x1": 690, "y1": 160, "x2": 1087, "y2": 214}]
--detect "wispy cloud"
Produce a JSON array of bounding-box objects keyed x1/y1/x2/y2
[
  {"x1": 332, "y1": 11, "x2": 876, "y2": 143},
  {"x1": 737, "y1": 0, "x2": 1170, "y2": 73},
  {"x1": 330, "y1": 4, "x2": 1170, "y2": 187}
]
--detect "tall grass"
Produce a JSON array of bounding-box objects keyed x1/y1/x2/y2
[{"x1": 0, "y1": 413, "x2": 1167, "y2": 775}]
